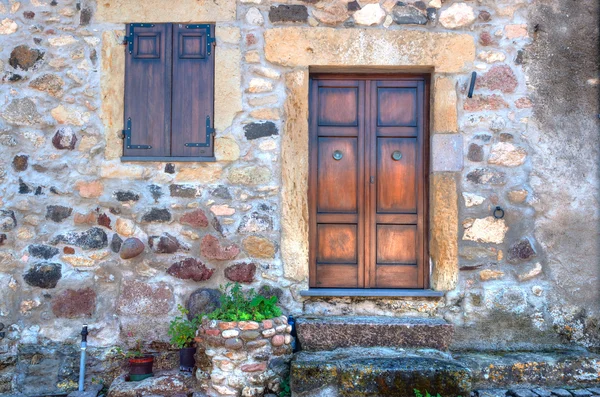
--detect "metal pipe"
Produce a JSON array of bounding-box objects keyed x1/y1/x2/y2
[
  {"x1": 467, "y1": 71, "x2": 477, "y2": 98},
  {"x1": 78, "y1": 325, "x2": 88, "y2": 392}
]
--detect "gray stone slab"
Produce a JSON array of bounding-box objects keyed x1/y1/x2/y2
[
  {"x1": 508, "y1": 389, "x2": 538, "y2": 397},
  {"x1": 67, "y1": 384, "x2": 103, "y2": 397},
  {"x1": 551, "y1": 390, "x2": 574, "y2": 397},
  {"x1": 572, "y1": 391, "x2": 593, "y2": 397},
  {"x1": 431, "y1": 133, "x2": 464, "y2": 172},
  {"x1": 532, "y1": 389, "x2": 553, "y2": 397},
  {"x1": 291, "y1": 347, "x2": 470, "y2": 397},
  {"x1": 455, "y1": 350, "x2": 600, "y2": 389},
  {"x1": 475, "y1": 389, "x2": 508, "y2": 397},
  {"x1": 296, "y1": 316, "x2": 453, "y2": 351},
  {"x1": 587, "y1": 389, "x2": 600, "y2": 395}
]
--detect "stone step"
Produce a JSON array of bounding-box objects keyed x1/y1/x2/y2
[
  {"x1": 296, "y1": 315, "x2": 453, "y2": 351},
  {"x1": 290, "y1": 347, "x2": 471, "y2": 397},
  {"x1": 454, "y1": 350, "x2": 600, "y2": 390}
]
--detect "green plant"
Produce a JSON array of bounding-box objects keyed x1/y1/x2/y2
[
  {"x1": 111, "y1": 339, "x2": 145, "y2": 359},
  {"x1": 279, "y1": 376, "x2": 291, "y2": 397},
  {"x1": 207, "y1": 283, "x2": 282, "y2": 322},
  {"x1": 169, "y1": 304, "x2": 202, "y2": 349}
]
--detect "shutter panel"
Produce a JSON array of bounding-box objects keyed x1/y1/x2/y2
[
  {"x1": 170, "y1": 23, "x2": 215, "y2": 158},
  {"x1": 123, "y1": 23, "x2": 172, "y2": 158}
]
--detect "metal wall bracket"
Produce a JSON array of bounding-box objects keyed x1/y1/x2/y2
[
  {"x1": 121, "y1": 118, "x2": 152, "y2": 149},
  {"x1": 128, "y1": 23, "x2": 155, "y2": 54},
  {"x1": 185, "y1": 24, "x2": 216, "y2": 55},
  {"x1": 184, "y1": 116, "x2": 214, "y2": 148}
]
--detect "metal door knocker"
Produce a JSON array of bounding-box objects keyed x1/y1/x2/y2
[
  {"x1": 333, "y1": 150, "x2": 343, "y2": 160},
  {"x1": 493, "y1": 206, "x2": 505, "y2": 219},
  {"x1": 392, "y1": 151, "x2": 402, "y2": 161}
]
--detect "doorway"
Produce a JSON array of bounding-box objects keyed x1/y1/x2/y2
[{"x1": 308, "y1": 74, "x2": 429, "y2": 289}]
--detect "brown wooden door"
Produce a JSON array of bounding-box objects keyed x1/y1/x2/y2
[{"x1": 309, "y1": 75, "x2": 429, "y2": 289}]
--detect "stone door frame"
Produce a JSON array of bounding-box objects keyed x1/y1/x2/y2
[{"x1": 274, "y1": 28, "x2": 475, "y2": 292}]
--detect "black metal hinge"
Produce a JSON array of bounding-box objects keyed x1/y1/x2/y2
[
  {"x1": 185, "y1": 24, "x2": 216, "y2": 55},
  {"x1": 184, "y1": 116, "x2": 215, "y2": 148},
  {"x1": 128, "y1": 23, "x2": 155, "y2": 54},
  {"x1": 122, "y1": 118, "x2": 152, "y2": 149}
]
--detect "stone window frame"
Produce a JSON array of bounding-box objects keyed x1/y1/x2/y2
[{"x1": 99, "y1": 5, "x2": 241, "y2": 163}]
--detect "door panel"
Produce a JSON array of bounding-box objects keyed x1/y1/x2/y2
[
  {"x1": 318, "y1": 86, "x2": 359, "y2": 126},
  {"x1": 309, "y1": 75, "x2": 427, "y2": 289},
  {"x1": 376, "y1": 138, "x2": 417, "y2": 214},
  {"x1": 317, "y1": 224, "x2": 358, "y2": 264},
  {"x1": 377, "y1": 88, "x2": 417, "y2": 127},
  {"x1": 376, "y1": 225, "x2": 417, "y2": 265},
  {"x1": 317, "y1": 137, "x2": 358, "y2": 213}
]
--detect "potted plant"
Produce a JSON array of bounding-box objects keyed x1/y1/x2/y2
[
  {"x1": 113, "y1": 340, "x2": 154, "y2": 381},
  {"x1": 169, "y1": 304, "x2": 202, "y2": 372},
  {"x1": 195, "y1": 283, "x2": 293, "y2": 396}
]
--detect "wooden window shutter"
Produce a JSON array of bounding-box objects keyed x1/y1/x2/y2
[
  {"x1": 123, "y1": 23, "x2": 172, "y2": 158},
  {"x1": 171, "y1": 24, "x2": 216, "y2": 157}
]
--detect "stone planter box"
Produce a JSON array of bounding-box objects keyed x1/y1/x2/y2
[{"x1": 195, "y1": 316, "x2": 293, "y2": 396}]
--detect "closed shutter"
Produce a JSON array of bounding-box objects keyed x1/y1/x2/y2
[
  {"x1": 171, "y1": 23, "x2": 215, "y2": 157},
  {"x1": 123, "y1": 23, "x2": 172, "y2": 157}
]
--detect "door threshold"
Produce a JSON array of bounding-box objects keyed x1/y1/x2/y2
[{"x1": 300, "y1": 288, "x2": 444, "y2": 298}]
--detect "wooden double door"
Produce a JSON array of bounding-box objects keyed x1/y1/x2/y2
[{"x1": 308, "y1": 75, "x2": 429, "y2": 289}]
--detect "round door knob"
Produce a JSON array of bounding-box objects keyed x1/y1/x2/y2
[
  {"x1": 333, "y1": 150, "x2": 343, "y2": 161},
  {"x1": 392, "y1": 151, "x2": 402, "y2": 161}
]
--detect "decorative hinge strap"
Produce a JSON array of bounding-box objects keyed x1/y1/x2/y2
[
  {"x1": 121, "y1": 118, "x2": 152, "y2": 149},
  {"x1": 184, "y1": 116, "x2": 214, "y2": 148},
  {"x1": 185, "y1": 24, "x2": 216, "y2": 55},
  {"x1": 128, "y1": 23, "x2": 155, "y2": 54}
]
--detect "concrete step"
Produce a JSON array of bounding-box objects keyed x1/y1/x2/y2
[
  {"x1": 296, "y1": 316, "x2": 454, "y2": 351},
  {"x1": 454, "y1": 350, "x2": 600, "y2": 390},
  {"x1": 290, "y1": 347, "x2": 471, "y2": 397}
]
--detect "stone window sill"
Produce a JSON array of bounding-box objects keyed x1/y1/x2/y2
[
  {"x1": 121, "y1": 156, "x2": 216, "y2": 162},
  {"x1": 300, "y1": 288, "x2": 444, "y2": 298}
]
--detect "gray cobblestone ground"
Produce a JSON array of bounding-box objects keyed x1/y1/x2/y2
[{"x1": 473, "y1": 388, "x2": 600, "y2": 397}]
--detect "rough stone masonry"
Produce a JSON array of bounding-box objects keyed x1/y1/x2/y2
[{"x1": 0, "y1": 0, "x2": 598, "y2": 394}]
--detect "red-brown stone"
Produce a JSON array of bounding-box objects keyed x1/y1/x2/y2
[
  {"x1": 167, "y1": 258, "x2": 214, "y2": 282},
  {"x1": 116, "y1": 280, "x2": 174, "y2": 315},
  {"x1": 63, "y1": 246, "x2": 75, "y2": 254},
  {"x1": 477, "y1": 65, "x2": 518, "y2": 93},
  {"x1": 205, "y1": 329, "x2": 220, "y2": 336},
  {"x1": 200, "y1": 235, "x2": 240, "y2": 261},
  {"x1": 262, "y1": 320, "x2": 273, "y2": 329},
  {"x1": 219, "y1": 321, "x2": 238, "y2": 330},
  {"x1": 97, "y1": 213, "x2": 111, "y2": 229},
  {"x1": 464, "y1": 95, "x2": 509, "y2": 112},
  {"x1": 479, "y1": 31, "x2": 495, "y2": 46},
  {"x1": 120, "y1": 237, "x2": 145, "y2": 259},
  {"x1": 515, "y1": 97, "x2": 533, "y2": 108},
  {"x1": 240, "y1": 362, "x2": 267, "y2": 372},
  {"x1": 51, "y1": 287, "x2": 96, "y2": 318},
  {"x1": 224, "y1": 262, "x2": 256, "y2": 283},
  {"x1": 149, "y1": 233, "x2": 186, "y2": 253},
  {"x1": 272, "y1": 334, "x2": 285, "y2": 347},
  {"x1": 180, "y1": 209, "x2": 209, "y2": 228}
]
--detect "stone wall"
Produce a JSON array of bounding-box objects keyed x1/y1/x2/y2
[
  {"x1": 196, "y1": 316, "x2": 293, "y2": 396},
  {"x1": 0, "y1": 0, "x2": 598, "y2": 394}
]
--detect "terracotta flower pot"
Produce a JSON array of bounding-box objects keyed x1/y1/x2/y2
[
  {"x1": 128, "y1": 355, "x2": 154, "y2": 380},
  {"x1": 180, "y1": 347, "x2": 196, "y2": 372}
]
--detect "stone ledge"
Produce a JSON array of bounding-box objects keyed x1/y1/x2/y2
[
  {"x1": 95, "y1": 0, "x2": 236, "y2": 23},
  {"x1": 296, "y1": 315, "x2": 453, "y2": 351},
  {"x1": 106, "y1": 371, "x2": 196, "y2": 397},
  {"x1": 455, "y1": 350, "x2": 600, "y2": 389},
  {"x1": 300, "y1": 288, "x2": 444, "y2": 297},
  {"x1": 264, "y1": 27, "x2": 475, "y2": 73},
  {"x1": 291, "y1": 347, "x2": 471, "y2": 396}
]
